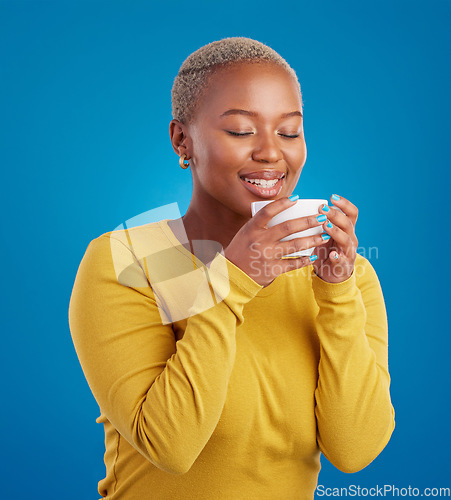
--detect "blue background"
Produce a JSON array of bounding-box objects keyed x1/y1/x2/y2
[{"x1": 1, "y1": 0, "x2": 450, "y2": 498}]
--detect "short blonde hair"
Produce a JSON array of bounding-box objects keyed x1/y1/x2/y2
[{"x1": 171, "y1": 36, "x2": 302, "y2": 124}]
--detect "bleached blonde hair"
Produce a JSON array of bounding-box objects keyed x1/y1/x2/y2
[{"x1": 171, "y1": 36, "x2": 302, "y2": 124}]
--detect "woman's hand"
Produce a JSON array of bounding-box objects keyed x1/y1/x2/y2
[
  {"x1": 311, "y1": 194, "x2": 359, "y2": 283},
  {"x1": 224, "y1": 196, "x2": 330, "y2": 287}
]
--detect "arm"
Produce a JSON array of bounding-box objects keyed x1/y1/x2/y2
[
  {"x1": 68, "y1": 233, "x2": 262, "y2": 474},
  {"x1": 312, "y1": 255, "x2": 395, "y2": 473}
]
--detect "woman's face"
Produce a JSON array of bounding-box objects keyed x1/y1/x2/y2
[{"x1": 184, "y1": 61, "x2": 307, "y2": 220}]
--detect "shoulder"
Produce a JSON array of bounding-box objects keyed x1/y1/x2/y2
[
  {"x1": 77, "y1": 220, "x2": 173, "y2": 287},
  {"x1": 85, "y1": 220, "x2": 172, "y2": 259},
  {"x1": 100, "y1": 220, "x2": 169, "y2": 247},
  {"x1": 354, "y1": 253, "x2": 386, "y2": 310},
  {"x1": 354, "y1": 253, "x2": 381, "y2": 287}
]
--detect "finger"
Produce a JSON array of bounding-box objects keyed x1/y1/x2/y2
[
  {"x1": 328, "y1": 194, "x2": 359, "y2": 225},
  {"x1": 327, "y1": 250, "x2": 354, "y2": 280},
  {"x1": 330, "y1": 206, "x2": 345, "y2": 215},
  {"x1": 276, "y1": 254, "x2": 317, "y2": 274},
  {"x1": 313, "y1": 241, "x2": 333, "y2": 261},
  {"x1": 268, "y1": 213, "x2": 327, "y2": 241},
  {"x1": 251, "y1": 195, "x2": 299, "y2": 230},
  {"x1": 272, "y1": 231, "x2": 331, "y2": 259},
  {"x1": 321, "y1": 220, "x2": 357, "y2": 257},
  {"x1": 319, "y1": 203, "x2": 355, "y2": 240},
  {"x1": 330, "y1": 250, "x2": 340, "y2": 261}
]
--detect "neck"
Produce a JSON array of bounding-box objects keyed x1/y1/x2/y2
[
  {"x1": 181, "y1": 206, "x2": 248, "y2": 252},
  {"x1": 181, "y1": 192, "x2": 250, "y2": 252}
]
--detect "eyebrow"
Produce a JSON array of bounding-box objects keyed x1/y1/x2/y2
[{"x1": 219, "y1": 109, "x2": 303, "y2": 119}]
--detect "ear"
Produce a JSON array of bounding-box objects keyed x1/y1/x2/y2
[{"x1": 169, "y1": 119, "x2": 192, "y2": 159}]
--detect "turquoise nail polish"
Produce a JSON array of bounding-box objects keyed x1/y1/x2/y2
[
  {"x1": 332, "y1": 194, "x2": 340, "y2": 201},
  {"x1": 321, "y1": 233, "x2": 331, "y2": 241},
  {"x1": 317, "y1": 214, "x2": 327, "y2": 222},
  {"x1": 309, "y1": 255, "x2": 318, "y2": 262},
  {"x1": 322, "y1": 204, "x2": 330, "y2": 212},
  {"x1": 326, "y1": 221, "x2": 333, "y2": 228},
  {"x1": 289, "y1": 194, "x2": 299, "y2": 201}
]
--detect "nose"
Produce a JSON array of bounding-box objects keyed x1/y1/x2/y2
[{"x1": 251, "y1": 131, "x2": 283, "y2": 163}]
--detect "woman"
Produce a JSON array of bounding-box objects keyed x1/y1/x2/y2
[{"x1": 69, "y1": 37, "x2": 395, "y2": 499}]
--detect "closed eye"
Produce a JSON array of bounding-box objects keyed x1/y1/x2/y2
[
  {"x1": 226, "y1": 131, "x2": 253, "y2": 136},
  {"x1": 226, "y1": 131, "x2": 300, "y2": 138}
]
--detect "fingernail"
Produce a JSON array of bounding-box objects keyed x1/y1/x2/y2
[
  {"x1": 309, "y1": 255, "x2": 318, "y2": 262},
  {"x1": 332, "y1": 194, "x2": 340, "y2": 201},
  {"x1": 321, "y1": 233, "x2": 331, "y2": 241},
  {"x1": 289, "y1": 194, "x2": 299, "y2": 202},
  {"x1": 326, "y1": 221, "x2": 333, "y2": 228},
  {"x1": 317, "y1": 214, "x2": 327, "y2": 222},
  {"x1": 321, "y1": 204, "x2": 330, "y2": 212}
]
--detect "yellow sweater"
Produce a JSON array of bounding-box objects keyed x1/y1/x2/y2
[{"x1": 68, "y1": 219, "x2": 395, "y2": 500}]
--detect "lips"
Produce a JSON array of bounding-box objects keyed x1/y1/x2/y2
[
  {"x1": 239, "y1": 174, "x2": 285, "y2": 199},
  {"x1": 239, "y1": 170, "x2": 286, "y2": 180}
]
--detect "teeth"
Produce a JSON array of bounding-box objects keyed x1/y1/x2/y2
[{"x1": 244, "y1": 177, "x2": 280, "y2": 188}]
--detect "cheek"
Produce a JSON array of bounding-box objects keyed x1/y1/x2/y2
[
  {"x1": 198, "y1": 138, "x2": 248, "y2": 172},
  {"x1": 198, "y1": 147, "x2": 228, "y2": 177},
  {"x1": 285, "y1": 142, "x2": 307, "y2": 184},
  {"x1": 290, "y1": 166, "x2": 304, "y2": 186},
  {"x1": 286, "y1": 142, "x2": 307, "y2": 168}
]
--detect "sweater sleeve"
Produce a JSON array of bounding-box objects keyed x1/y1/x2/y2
[
  {"x1": 311, "y1": 255, "x2": 395, "y2": 473},
  {"x1": 68, "y1": 234, "x2": 263, "y2": 475}
]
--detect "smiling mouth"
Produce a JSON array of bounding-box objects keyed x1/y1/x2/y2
[{"x1": 239, "y1": 174, "x2": 285, "y2": 198}]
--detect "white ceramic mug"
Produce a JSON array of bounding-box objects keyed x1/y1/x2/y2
[{"x1": 251, "y1": 199, "x2": 329, "y2": 257}]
